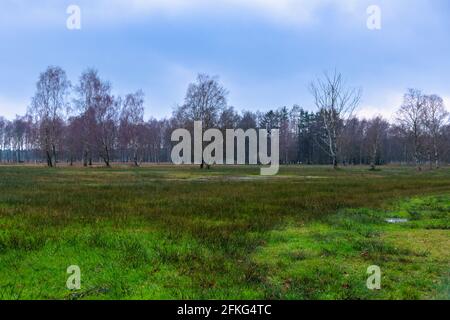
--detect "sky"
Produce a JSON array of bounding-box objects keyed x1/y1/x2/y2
[{"x1": 0, "y1": 0, "x2": 449, "y2": 120}]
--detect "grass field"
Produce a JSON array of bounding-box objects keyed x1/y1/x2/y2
[{"x1": 0, "y1": 165, "x2": 449, "y2": 300}]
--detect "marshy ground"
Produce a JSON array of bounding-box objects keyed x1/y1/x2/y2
[{"x1": 0, "y1": 165, "x2": 449, "y2": 299}]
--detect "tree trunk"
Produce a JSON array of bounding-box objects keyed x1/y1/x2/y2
[
  {"x1": 415, "y1": 153, "x2": 421, "y2": 171},
  {"x1": 83, "y1": 149, "x2": 88, "y2": 167},
  {"x1": 332, "y1": 156, "x2": 338, "y2": 169},
  {"x1": 370, "y1": 144, "x2": 378, "y2": 171},
  {"x1": 133, "y1": 147, "x2": 140, "y2": 167},
  {"x1": 433, "y1": 137, "x2": 439, "y2": 169},
  {"x1": 413, "y1": 133, "x2": 421, "y2": 171},
  {"x1": 428, "y1": 151, "x2": 433, "y2": 170},
  {"x1": 46, "y1": 150, "x2": 53, "y2": 167},
  {"x1": 52, "y1": 144, "x2": 57, "y2": 167},
  {"x1": 103, "y1": 145, "x2": 111, "y2": 167}
]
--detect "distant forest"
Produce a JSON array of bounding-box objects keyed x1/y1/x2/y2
[{"x1": 0, "y1": 67, "x2": 449, "y2": 170}]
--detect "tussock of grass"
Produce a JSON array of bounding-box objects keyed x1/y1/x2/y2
[{"x1": 253, "y1": 195, "x2": 450, "y2": 299}]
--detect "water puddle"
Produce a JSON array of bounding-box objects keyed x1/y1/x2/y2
[{"x1": 385, "y1": 218, "x2": 409, "y2": 224}]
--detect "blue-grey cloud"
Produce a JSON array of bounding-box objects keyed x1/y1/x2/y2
[{"x1": 0, "y1": 0, "x2": 449, "y2": 119}]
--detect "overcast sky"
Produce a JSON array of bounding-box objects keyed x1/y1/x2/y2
[{"x1": 0, "y1": 0, "x2": 449, "y2": 120}]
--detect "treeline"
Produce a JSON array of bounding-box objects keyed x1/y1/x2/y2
[{"x1": 0, "y1": 67, "x2": 449, "y2": 169}]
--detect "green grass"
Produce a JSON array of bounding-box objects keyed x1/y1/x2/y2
[{"x1": 0, "y1": 165, "x2": 449, "y2": 299}]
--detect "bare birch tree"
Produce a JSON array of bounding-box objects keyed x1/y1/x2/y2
[
  {"x1": 174, "y1": 74, "x2": 228, "y2": 168},
  {"x1": 310, "y1": 71, "x2": 361, "y2": 168},
  {"x1": 423, "y1": 94, "x2": 448, "y2": 169},
  {"x1": 30, "y1": 66, "x2": 70, "y2": 167},
  {"x1": 396, "y1": 89, "x2": 426, "y2": 170},
  {"x1": 366, "y1": 116, "x2": 389, "y2": 170},
  {"x1": 0, "y1": 117, "x2": 5, "y2": 162},
  {"x1": 75, "y1": 69, "x2": 118, "y2": 167},
  {"x1": 120, "y1": 90, "x2": 145, "y2": 166}
]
